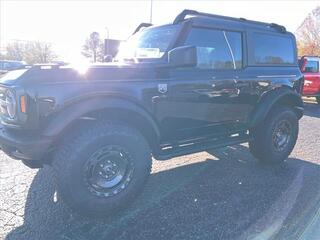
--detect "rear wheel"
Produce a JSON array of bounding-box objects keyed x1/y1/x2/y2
[
  {"x1": 249, "y1": 106, "x2": 298, "y2": 164},
  {"x1": 52, "y1": 121, "x2": 152, "y2": 217}
]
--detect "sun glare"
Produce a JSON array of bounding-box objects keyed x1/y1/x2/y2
[{"x1": 71, "y1": 59, "x2": 90, "y2": 75}]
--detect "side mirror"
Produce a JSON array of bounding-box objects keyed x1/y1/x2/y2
[{"x1": 168, "y1": 45, "x2": 197, "y2": 67}]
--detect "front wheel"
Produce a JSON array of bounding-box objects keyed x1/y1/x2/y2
[
  {"x1": 52, "y1": 121, "x2": 152, "y2": 217},
  {"x1": 249, "y1": 106, "x2": 299, "y2": 164}
]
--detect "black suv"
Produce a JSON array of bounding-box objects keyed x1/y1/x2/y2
[{"x1": 0, "y1": 10, "x2": 304, "y2": 216}]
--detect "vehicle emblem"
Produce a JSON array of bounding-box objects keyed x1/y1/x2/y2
[{"x1": 158, "y1": 84, "x2": 168, "y2": 94}]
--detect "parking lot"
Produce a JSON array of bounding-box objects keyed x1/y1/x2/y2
[{"x1": 0, "y1": 101, "x2": 320, "y2": 240}]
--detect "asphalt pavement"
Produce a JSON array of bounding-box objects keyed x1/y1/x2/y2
[{"x1": 0, "y1": 101, "x2": 320, "y2": 240}]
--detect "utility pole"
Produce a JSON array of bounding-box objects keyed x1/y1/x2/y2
[
  {"x1": 150, "y1": 0, "x2": 153, "y2": 23},
  {"x1": 105, "y1": 27, "x2": 109, "y2": 56}
]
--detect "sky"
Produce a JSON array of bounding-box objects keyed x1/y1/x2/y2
[{"x1": 0, "y1": 0, "x2": 319, "y2": 63}]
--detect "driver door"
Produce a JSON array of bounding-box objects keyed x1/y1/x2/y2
[{"x1": 155, "y1": 27, "x2": 252, "y2": 140}]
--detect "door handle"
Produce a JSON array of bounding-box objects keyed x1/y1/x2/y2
[
  {"x1": 235, "y1": 80, "x2": 247, "y2": 88},
  {"x1": 152, "y1": 95, "x2": 167, "y2": 103},
  {"x1": 211, "y1": 76, "x2": 216, "y2": 88}
]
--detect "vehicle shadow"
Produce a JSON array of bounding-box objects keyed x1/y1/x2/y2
[
  {"x1": 303, "y1": 101, "x2": 320, "y2": 118},
  {"x1": 5, "y1": 145, "x2": 320, "y2": 240}
]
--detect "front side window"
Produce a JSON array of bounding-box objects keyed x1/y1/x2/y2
[
  {"x1": 252, "y1": 33, "x2": 295, "y2": 65},
  {"x1": 184, "y1": 28, "x2": 242, "y2": 70}
]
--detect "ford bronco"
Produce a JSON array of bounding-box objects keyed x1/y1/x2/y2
[{"x1": 0, "y1": 10, "x2": 304, "y2": 216}]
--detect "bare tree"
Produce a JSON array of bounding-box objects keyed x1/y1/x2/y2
[
  {"x1": 5, "y1": 42, "x2": 25, "y2": 61},
  {"x1": 296, "y1": 6, "x2": 320, "y2": 56},
  {"x1": 4, "y1": 40, "x2": 57, "y2": 64},
  {"x1": 23, "y1": 41, "x2": 57, "y2": 64},
  {"x1": 82, "y1": 32, "x2": 105, "y2": 62}
]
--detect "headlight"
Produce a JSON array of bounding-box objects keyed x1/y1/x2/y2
[{"x1": 5, "y1": 90, "x2": 16, "y2": 119}]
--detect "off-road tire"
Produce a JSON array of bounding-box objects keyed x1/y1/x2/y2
[
  {"x1": 249, "y1": 105, "x2": 299, "y2": 164},
  {"x1": 52, "y1": 121, "x2": 152, "y2": 217}
]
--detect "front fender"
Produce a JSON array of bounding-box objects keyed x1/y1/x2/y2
[
  {"x1": 249, "y1": 88, "x2": 303, "y2": 128},
  {"x1": 41, "y1": 97, "x2": 161, "y2": 140}
]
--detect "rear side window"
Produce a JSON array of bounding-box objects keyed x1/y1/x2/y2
[
  {"x1": 252, "y1": 33, "x2": 295, "y2": 65},
  {"x1": 304, "y1": 60, "x2": 319, "y2": 73},
  {"x1": 184, "y1": 28, "x2": 242, "y2": 70}
]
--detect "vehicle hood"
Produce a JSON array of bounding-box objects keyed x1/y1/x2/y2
[{"x1": 0, "y1": 63, "x2": 162, "y2": 86}]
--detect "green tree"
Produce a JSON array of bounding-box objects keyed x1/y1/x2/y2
[{"x1": 82, "y1": 32, "x2": 105, "y2": 62}]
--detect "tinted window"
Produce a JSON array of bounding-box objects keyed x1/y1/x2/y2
[
  {"x1": 253, "y1": 33, "x2": 295, "y2": 64},
  {"x1": 304, "y1": 60, "x2": 319, "y2": 73},
  {"x1": 185, "y1": 28, "x2": 242, "y2": 70},
  {"x1": 226, "y1": 32, "x2": 242, "y2": 69}
]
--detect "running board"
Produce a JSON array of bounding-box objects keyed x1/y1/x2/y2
[{"x1": 154, "y1": 134, "x2": 251, "y2": 160}]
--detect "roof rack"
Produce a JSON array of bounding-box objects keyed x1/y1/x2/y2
[
  {"x1": 133, "y1": 23, "x2": 153, "y2": 34},
  {"x1": 300, "y1": 55, "x2": 320, "y2": 59},
  {"x1": 173, "y1": 9, "x2": 286, "y2": 33},
  {"x1": 269, "y1": 23, "x2": 286, "y2": 33}
]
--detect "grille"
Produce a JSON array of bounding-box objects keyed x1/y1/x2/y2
[{"x1": 0, "y1": 87, "x2": 9, "y2": 117}]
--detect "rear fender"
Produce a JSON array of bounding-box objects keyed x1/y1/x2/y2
[{"x1": 249, "y1": 88, "x2": 303, "y2": 128}]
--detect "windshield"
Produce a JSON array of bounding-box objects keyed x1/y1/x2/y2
[{"x1": 116, "y1": 25, "x2": 179, "y2": 61}]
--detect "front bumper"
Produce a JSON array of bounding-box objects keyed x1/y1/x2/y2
[{"x1": 0, "y1": 125, "x2": 52, "y2": 163}]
